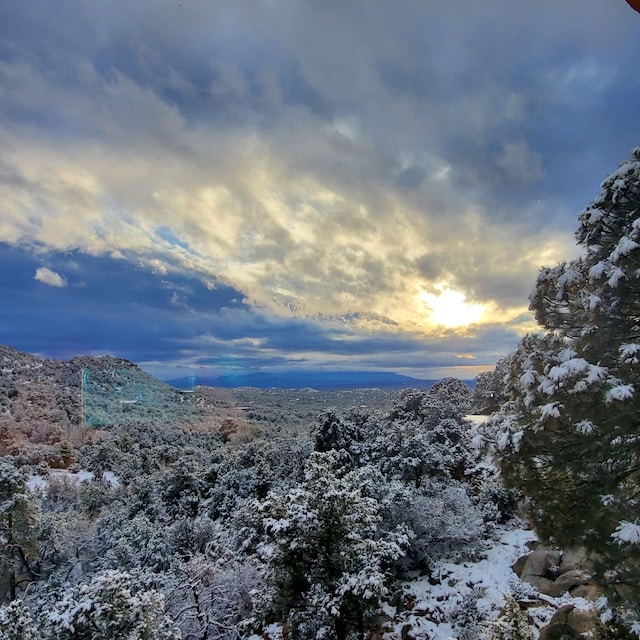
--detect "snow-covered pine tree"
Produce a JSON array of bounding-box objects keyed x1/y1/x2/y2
[
  {"x1": 0, "y1": 599, "x2": 37, "y2": 640},
  {"x1": 492, "y1": 147, "x2": 640, "y2": 622},
  {"x1": 42, "y1": 570, "x2": 180, "y2": 640},
  {"x1": 472, "y1": 358, "x2": 510, "y2": 414},
  {"x1": 0, "y1": 460, "x2": 41, "y2": 601},
  {"x1": 256, "y1": 451, "x2": 410, "y2": 640}
]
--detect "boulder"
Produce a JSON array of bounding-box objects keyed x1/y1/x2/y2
[
  {"x1": 547, "y1": 569, "x2": 590, "y2": 597},
  {"x1": 559, "y1": 547, "x2": 592, "y2": 574},
  {"x1": 538, "y1": 623, "x2": 578, "y2": 640},
  {"x1": 569, "y1": 582, "x2": 601, "y2": 601},
  {"x1": 511, "y1": 554, "x2": 528, "y2": 577},
  {"x1": 546, "y1": 604, "x2": 594, "y2": 635},
  {"x1": 520, "y1": 548, "x2": 561, "y2": 580},
  {"x1": 566, "y1": 608, "x2": 595, "y2": 635},
  {"x1": 401, "y1": 623, "x2": 415, "y2": 640},
  {"x1": 522, "y1": 575, "x2": 555, "y2": 593},
  {"x1": 518, "y1": 548, "x2": 562, "y2": 591}
]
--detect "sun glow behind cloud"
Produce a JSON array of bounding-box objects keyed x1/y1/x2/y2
[
  {"x1": 0, "y1": 112, "x2": 571, "y2": 343},
  {"x1": 420, "y1": 286, "x2": 486, "y2": 329}
]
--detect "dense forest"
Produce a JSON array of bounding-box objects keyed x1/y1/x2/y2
[{"x1": 1, "y1": 147, "x2": 639, "y2": 639}]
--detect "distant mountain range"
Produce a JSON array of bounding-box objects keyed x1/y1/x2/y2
[{"x1": 166, "y1": 370, "x2": 458, "y2": 391}]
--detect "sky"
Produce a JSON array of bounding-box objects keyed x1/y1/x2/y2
[{"x1": 1, "y1": 1, "x2": 640, "y2": 382}]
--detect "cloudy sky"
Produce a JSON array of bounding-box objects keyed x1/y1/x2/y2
[{"x1": 1, "y1": 1, "x2": 639, "y2": 382}]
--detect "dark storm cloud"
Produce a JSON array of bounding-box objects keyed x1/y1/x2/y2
[{"x1": 0, "y1": 244, "x2": 245, "y2": 360}]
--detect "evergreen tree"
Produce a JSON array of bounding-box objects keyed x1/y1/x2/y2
[
  {"x1": 42, "y1": 570, "x2": 180, "y2": 640},
  {"x1": 0, "y1": 460, "x2": 41, "y2": 601},
  {"x1": 430, "y1": 377, "x2": 472, "y2": 415},
  {"x1": 472, "y1": 358, "x2": 510, "y2": 414},
  {"x1": 256, "y1": 451, "x2": 409, "y2": 640},
  {"x1": 0, "y1": 599, "x2": 37, "y2": 640},
  {"x1": 492, "y1": 147, "x2": 640, "y2": 621}
]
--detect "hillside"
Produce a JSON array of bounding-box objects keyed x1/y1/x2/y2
[
  {"x1": 1, "y1": 345, "x2": 83, "y2": 463},
  {"x1": 0, "y1": 363, "x2": 611, "y2": 640},
  {"x1": 0, "y1": 345, "x2": 622, "y2": 639},
  {"x1": 0, "y1": 345, "x2": 408, "y2": 464},
  {"x1": 0, "y1": 345, "x2": 250, "y2": 463}
]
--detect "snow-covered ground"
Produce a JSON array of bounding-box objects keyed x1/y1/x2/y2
[
  {"x1": 27, "y1": 468, "x2": 120, "y2": 491},
  {"x1": 464, "y1": 414, "x2": 490, "y2": 426},
  {"x1": 386, "y1": 525, "x2": 536, "y2": 639},
  {"x1": 384, "y1": 524, "x2": 601, "y2": 640}
]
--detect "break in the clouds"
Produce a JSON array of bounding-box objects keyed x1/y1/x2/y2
[{"x1": 1, "y1": 1, "x2": 639, "y2": 378}]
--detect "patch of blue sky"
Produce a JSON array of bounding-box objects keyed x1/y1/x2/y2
[{"x1": 156, "y1": 226, "x2": 192, "y2": 252}]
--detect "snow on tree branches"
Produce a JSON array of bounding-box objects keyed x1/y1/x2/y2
[{"x1": 490, "y1": 146, "x2": 640, "y2": 627}]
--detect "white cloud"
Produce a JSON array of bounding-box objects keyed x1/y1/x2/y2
[{"x1": 34, "y1": 267, "x2": 66, "y2": 288}]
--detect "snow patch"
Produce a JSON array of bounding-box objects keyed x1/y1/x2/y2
[
  {"x1": 612, "y1": 520, "x2": 640, "y2": 545},
  {"x1": 620, "y1": 343, "x2": 640, "y2": 365},
  {"x1": 588, "y1": 261, "x2": 607, "y2": 280},
  {"x1": 520, "y1": 370, "x2": 537, "y2": 388},
  {"x1": 587, "y1": 294, "x2": 601, "y2": 310},
  {"x1": 26, "y1": 475, "x2": 48, "y2": 491},
  {"x1": 608, "y1": 266, "x2": 626, "y2": 287},
  {"x1": 464, "y1": 415, "x2": 490, "y2": 426},
  {"x1": 611, "y1": 236, "x2": 639, "y2": 263},
  {"x1": 27, "y1": 469, "x2": 121, "y2": 491},
  {"x1": 576, "y1": 420, "x2": 597, "y2": 435},
  {"x1": 605, "y1": 384, "x2": 634, "y2": 402},
  {"x1": 389, "y1": 527, "x2": 536, "y2": 640},
  {"x1": 540, "y1": 402, "x2": 561, "y2": 419}
]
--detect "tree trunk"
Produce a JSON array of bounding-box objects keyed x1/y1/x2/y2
[{"x1": 357, "y1": 601, "x2": 364, "y2": 640}]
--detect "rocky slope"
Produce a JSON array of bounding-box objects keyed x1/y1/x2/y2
[{"x1": 0, "y1": 345, "x2": 246, "y2": 464}]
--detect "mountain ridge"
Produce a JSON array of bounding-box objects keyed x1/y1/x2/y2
[{"x1": 166, "y1": 370, "x2": 449, "y2": 391}]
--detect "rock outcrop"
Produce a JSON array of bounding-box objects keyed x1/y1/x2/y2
[
  {"x1": 512, "y1": 545, "x2": 600, "y2": 639},
  {"x1": 512, "y1": 546, "x2": 599, "y2": 600}
]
